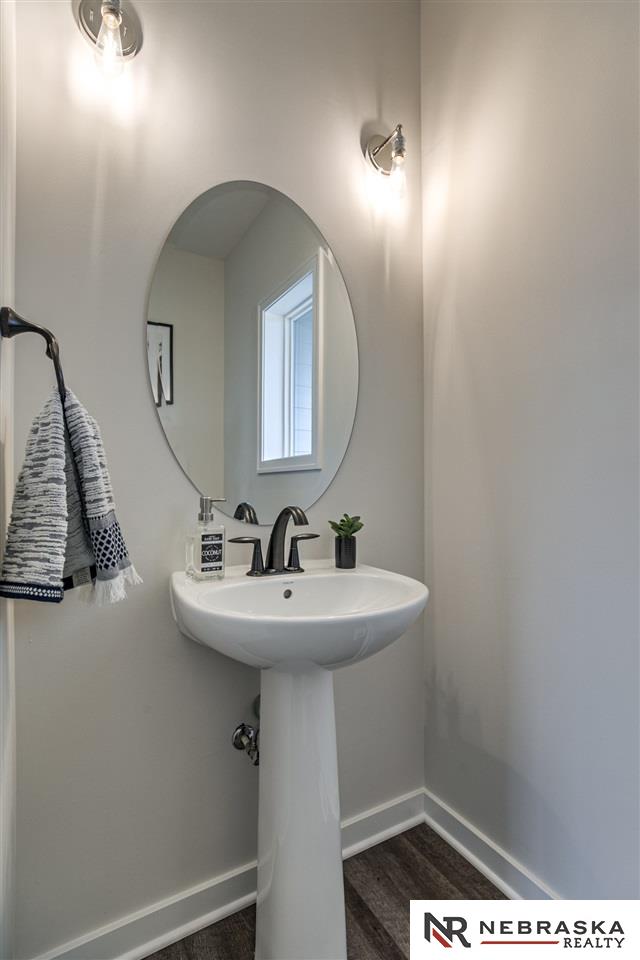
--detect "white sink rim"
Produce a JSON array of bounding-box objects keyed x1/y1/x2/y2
[
  {"x1": 173, "y1": 562, "x2": 426, "y2": 624},
  {"x1": 171, "y1": 559, "x2": 428, "y2": 671}
]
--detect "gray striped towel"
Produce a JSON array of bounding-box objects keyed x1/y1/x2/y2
[{"x1": 0, "y1": 389, "x2": 142, "y2": 604}]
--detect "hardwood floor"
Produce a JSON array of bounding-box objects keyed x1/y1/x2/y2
[{"x1": 145, "y1": 824, "x2": 505, "y2": 960}]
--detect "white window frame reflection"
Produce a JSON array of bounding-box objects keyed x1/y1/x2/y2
[{"x1": 257, "y1": 251, "x2": 323, "y2": 474}]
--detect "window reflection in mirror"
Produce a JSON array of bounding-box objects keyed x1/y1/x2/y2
[{"x1": 260, "y1": 257, "x2": 320, "y2": 472}]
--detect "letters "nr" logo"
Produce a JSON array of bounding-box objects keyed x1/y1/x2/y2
[{"x1": 424, "y1": 913, "x2": 471, "y2": 948}]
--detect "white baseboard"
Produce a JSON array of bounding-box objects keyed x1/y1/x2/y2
[
  {"x1": 31, "y1": 861, "x2": 257, "y2": 960},
  {"x1": 422, "y1": 786, "x2": 558, "y2": 901},
  {"x1": 30, "y1": 786, "x2": 555, "y2": 960},
  {"x1": 342, "y1": 787, "x2": 427, "y2": 860}
]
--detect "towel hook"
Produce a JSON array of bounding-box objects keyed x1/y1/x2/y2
[{"x1": 0, "y1": 306, "x2": 66, "y2": 404}]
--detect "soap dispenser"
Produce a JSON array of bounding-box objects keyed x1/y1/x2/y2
[{"x1": 186, "y1": 496, "x2": 226, "y2": 581}]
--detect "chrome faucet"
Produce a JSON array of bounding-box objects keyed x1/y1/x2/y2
[{"x1": 264, "y1": 506, "x2": 309, "y2": 574}]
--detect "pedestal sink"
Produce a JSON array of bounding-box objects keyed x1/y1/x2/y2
[{"x1": 171, "y1": 560, "x2": 428, "y2": 960}]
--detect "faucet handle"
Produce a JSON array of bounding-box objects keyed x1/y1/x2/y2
[
  {"x1": 287, "y1": 533, "x2": 319, "y2": 573},
  {"x1": 229, "y1": 537, "x2": 264, "y2": 577}
]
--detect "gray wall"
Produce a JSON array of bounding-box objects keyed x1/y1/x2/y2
[
  {"x1": 148, "y1": 244, "x2": 225, "y2": 497},
  {"x1": 421, "y1": 0, "x2": 639, "y2": 898},
  {"x1": 13, "y1": 1, "x2": 423, "y2": 955}
]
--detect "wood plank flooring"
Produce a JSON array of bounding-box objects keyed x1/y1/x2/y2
[{"x1": 145, "y1": 824, "x2": 506, "y2": 960}]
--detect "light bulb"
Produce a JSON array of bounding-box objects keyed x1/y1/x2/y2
[
  {"x1": 389, "y1": 154, "x2": 406, "y2": 197},
  {"x1": 95, "y1": 4, "x2": 124, "y2": 77}
]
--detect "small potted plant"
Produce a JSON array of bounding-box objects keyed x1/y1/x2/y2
[{"x1": 329, "y1": 514, "x2": 363, "y2": 569}]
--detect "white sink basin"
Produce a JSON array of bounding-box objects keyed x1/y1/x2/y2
[
  {"x1": 170, "y1": 560, "x2": 428, "y2": 670},
  {"x1": 170, "y1": 558, "x2": 428, "y2": 960}
]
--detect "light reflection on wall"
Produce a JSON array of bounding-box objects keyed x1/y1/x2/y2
[
  {"x1": 423, "y1": 160, "x2": 450, "y2": 246},
  {"x1": 349, "y1": 156, "x2": 410, "y2": 288},
  {"x1": 361, "y1": 160, "x2": 409, "y2": 224},
  {"x1": 66, "y1": 38, "x2": 148, "y2": 276},
  {"x1": 67, "y1": 42, "x2": 147, "y2": 128},
  {"x1": 350, "y1": 153, "x2": 411, "y2": 280}
]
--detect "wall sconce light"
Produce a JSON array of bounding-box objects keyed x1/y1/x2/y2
[
  {"x1": 365, "y1": 124, "x2": 407, "y2": 193},
  {"x1": 76, "y1": 0, "x2": 143, "y2": 76}
]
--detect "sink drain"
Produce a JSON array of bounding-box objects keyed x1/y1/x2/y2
[{"x1": 283, "y1": 589, "x2": 293, "y2": 599}]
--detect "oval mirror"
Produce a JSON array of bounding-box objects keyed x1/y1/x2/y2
[{"x1": 146, "y1": 181, "x2": 358, "y2": 524}]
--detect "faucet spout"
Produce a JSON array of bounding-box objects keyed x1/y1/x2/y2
[
  {"x1": 234, "y1": 501, "x2": 259, "y2": 524},
  {"x1": 265, "y1": 506, "x2": 309, "y2": 574}
]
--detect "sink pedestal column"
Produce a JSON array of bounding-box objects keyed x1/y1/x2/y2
[{"x1": 255, "y1": 661, "x2": 347, "y2": 960}]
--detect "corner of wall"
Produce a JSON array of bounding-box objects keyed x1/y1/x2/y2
[{"x1": 0, "y1": 0, "x2": 17, "y2": 954}]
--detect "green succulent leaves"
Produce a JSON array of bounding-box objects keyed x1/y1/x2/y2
[{"x1": 329, "y1": 514, "x2": 364, "y2": 538}]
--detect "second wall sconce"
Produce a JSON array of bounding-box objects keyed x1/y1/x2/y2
[
  {"x1": 366, "y1": 124, "x2": 407, "y2": 191},
  {"x1": 76, "y1": 0, "x2": 143, "y2": 76}
]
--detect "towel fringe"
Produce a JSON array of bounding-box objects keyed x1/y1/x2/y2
[{"x1": 89, "y1": 566, "x2": 143, "y2": 606}]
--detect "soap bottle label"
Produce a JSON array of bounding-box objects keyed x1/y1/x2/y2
[{"x1": 201, "y1": 532, "x2": 224, "y2": 572}]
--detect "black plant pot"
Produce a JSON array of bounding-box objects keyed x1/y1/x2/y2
[{"x1": 335, "y1": 536, "x2": 356, "y2": 569}]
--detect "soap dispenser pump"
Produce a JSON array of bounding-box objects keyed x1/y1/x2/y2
[{"x1": 186, "y1": 496, "x2": 226, "y2": 581}]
